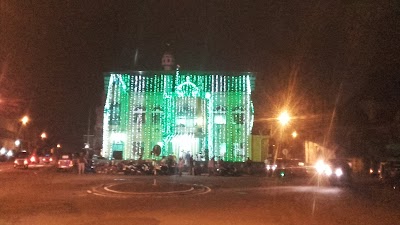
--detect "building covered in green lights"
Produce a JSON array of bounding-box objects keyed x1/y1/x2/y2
[{"x1": 102, "y1": 54, "x2": 257, "y2": 162}]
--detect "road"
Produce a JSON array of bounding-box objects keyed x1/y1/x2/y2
[{"x1": 1, "y1": 162, "x2": 400, "y2": 225}]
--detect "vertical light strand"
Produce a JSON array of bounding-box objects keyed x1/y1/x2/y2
[
  {"x1": 102, "y1": 74, "x2": 115, "y2": 158},
  {"x1": 128, "y1": 75, "x2": 134, "y2": 159},
  {"x1": 245, "y1": 74, "x2": 251, "y2": 160},
  {"x1": 209, "y1": 75, "x2": 214, "y2": 158}
]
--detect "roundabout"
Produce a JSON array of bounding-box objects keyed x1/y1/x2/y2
[{"x1": 89, "y1": 178, "x2": 211, "y2": 198}]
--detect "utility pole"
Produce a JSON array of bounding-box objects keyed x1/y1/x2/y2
[{"x1": 83, "y1": 110, "x2": 94, "y2": 150}]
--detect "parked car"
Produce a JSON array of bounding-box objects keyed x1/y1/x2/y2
[
  {"x1": 265, "y1": 158, "x2": 308, "y2": 177},
  {"x1": 57, "y1": 154, "x2": 75, "y2": 171},
  {"x1": 14, "y1": 151, "x2": 38, "y2": 169}
]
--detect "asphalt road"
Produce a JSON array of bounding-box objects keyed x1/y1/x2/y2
[{"x1": 1, "y1": 162, "x2": 400, "y2": 225}]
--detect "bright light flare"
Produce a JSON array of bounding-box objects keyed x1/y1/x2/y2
[
  {"x1": 325, "y1": 167, "x2": 333, "y2": 176},
  {"x1": 7, "y1": 150, "x2": 13, "y2": 157},
  {"x1": 335, "y1": 168, "x2": 343, "y2": 177},
  {"x1": 278, "y1": 111, "x2": 290, "y2": 126},
  {"x1": 21, "y1": 116, "x2": 29, "y2": 125},
  {"x1": 315, "y1": 160, "x2": 326, "y2": 174},
  {"x1": 266, "y1": 165, "x2": 277, "y2": 171}
]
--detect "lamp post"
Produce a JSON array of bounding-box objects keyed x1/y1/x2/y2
[
  {"x1": 15, "y1": 139, "x2": 21, "y2": 151},
  {"x1": 38, "y1": 132, "x2": 47, "y2": 155},
  {"x1": 18, "y1": 115, "x2": 30, "y2": 151},
  {"x1": 275, "y1": 110, "x2": 291, "y2": 160}
]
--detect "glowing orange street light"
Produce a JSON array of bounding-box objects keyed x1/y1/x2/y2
[
  {"x1": 21, "y1": 116, "x2": 29, "y2": 125},
  {"x1": 41, "y1": 132, "x2": 47, "y2": 139},
  {"x1": 278, "y1": 111, "x2": 291, "y2": 127},
  {"x1": 292, "y1": 131, "x2": 298, "y2": 138}
]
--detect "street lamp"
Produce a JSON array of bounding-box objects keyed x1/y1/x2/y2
[
  {"x1": 15, "y1": 139, "x2": 21, "y2": 148},
  {"x1": 278, "y1": 111, "x2": 291, "y2": 126},
  {"x1": 21, "y1": 116, "x2": 29, "y2": 126},
  {"x1": 274, "y1": 111, "x2": 291, "y2": 161},
  {"x1": 17, "y1": 115, "x2": 30, "y2": 151},
  {"x1": 41, "y1": 132, "x2": 47, "y2": 140}
]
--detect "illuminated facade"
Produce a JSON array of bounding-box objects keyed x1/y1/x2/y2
[{"x1": 102, "y1": 68, "x2": 255, "y2": 162}]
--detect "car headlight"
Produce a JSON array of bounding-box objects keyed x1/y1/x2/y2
[
  {"x1": 324, "y1": 167, "x2": 333, "y2": 176},
  {"x1": 6, "y1": 151, "x2": 13, "y2": 157},
  {"x1": 335, "y1": 168, "x2": 343, "y2": 177},
  {"x1": 315, "y1": 160, "x2": 326, "y2": 175},
  {"x1": 1, "y1": 148, "x2": 7, "y2": 155}
]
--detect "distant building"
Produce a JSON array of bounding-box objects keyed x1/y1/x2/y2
[
  {"x1": 0, "y1": 117, "x2": 17, "y2": 150},
  {"x1": 101, "y1": 52, "x2": 256, "y2": 162}
]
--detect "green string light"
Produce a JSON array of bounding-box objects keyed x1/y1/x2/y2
[{"x1": 103, "y1": 71, "x2": 255, "y2": 162}]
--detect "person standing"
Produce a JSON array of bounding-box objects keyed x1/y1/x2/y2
[
  {"x1": 189, "y1": 156, "x2": 194, "y2": 175},
  {"x1": 178, "y1": 157, "x2": 184, "y2": 176},
  {"x1": 208, "y1": 156, "x2": 215, "y2": 176},
  {"x1": 78, "y1": 152, "x2": 87, "y2": 175},
  {"x1": 245, "y1": 157, "x2": 253, "y2": 175}
]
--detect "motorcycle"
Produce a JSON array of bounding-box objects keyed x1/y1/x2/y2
[
  {"x1": 217, "y1": 164, "x2": 240, "y2": 176},
  {"x1": 136, "y1": 162, "x2": 154, "y2": 175},
  {"x1": 122, "y1": 161, "x2": 140, "y2": 175}
]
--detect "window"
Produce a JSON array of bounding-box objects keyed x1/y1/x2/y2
[
  {"x1": 177, "y1": 104, "x2": 190, "y2": 117},
  {"x1": 109, "y1": 103, "x2": 120, "y2": 125},
  {"x1": 133, "y1": 106, "x2": 146, "y2": 124},
  {"x1": 214, "y1": 105, "x2": 226, "y2": 125},
  {"x1": 232, "y1": 106, "x2": 244, "y2": 124},
  {"x1": 152, "y1": 106, "x2": 162, "y2": 124}
]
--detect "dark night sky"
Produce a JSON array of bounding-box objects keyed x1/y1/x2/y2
[{"x1": 1, "y1": 1, "x2": 399, "y2": 150}]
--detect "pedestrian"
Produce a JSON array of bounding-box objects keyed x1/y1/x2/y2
[
  {"x1": 208, "y1": 156, "x2": 215, "y2": 176},
  {"x1": 78, "y1": 152, "x2": 87, "y2": 175},
  {"x1": 245, "y1": 157, "x2": 253, "y2": 175},
  {"x1": 189, "y1": 155, "x2": 194, "y2": 175},
  {"x1": 178, "y1": 157, "x2": 184, "y2": 176}
]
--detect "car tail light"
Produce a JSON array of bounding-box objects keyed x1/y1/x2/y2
[
  {"x1": 69, "y1": 161, "x2": 73, "y2": 167},
  {"x1": 30, "y1": 156, "x2": 36, "y2": 163},
  {"x1": 24, "y1": 159, "x2": 28, "y2": 165},
  {"x1": 14, "y1": 159, "x2": 17, "y2": 164},
  {"x1": 50, "y1": 158, "x2": 53, "y2": 162}
]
